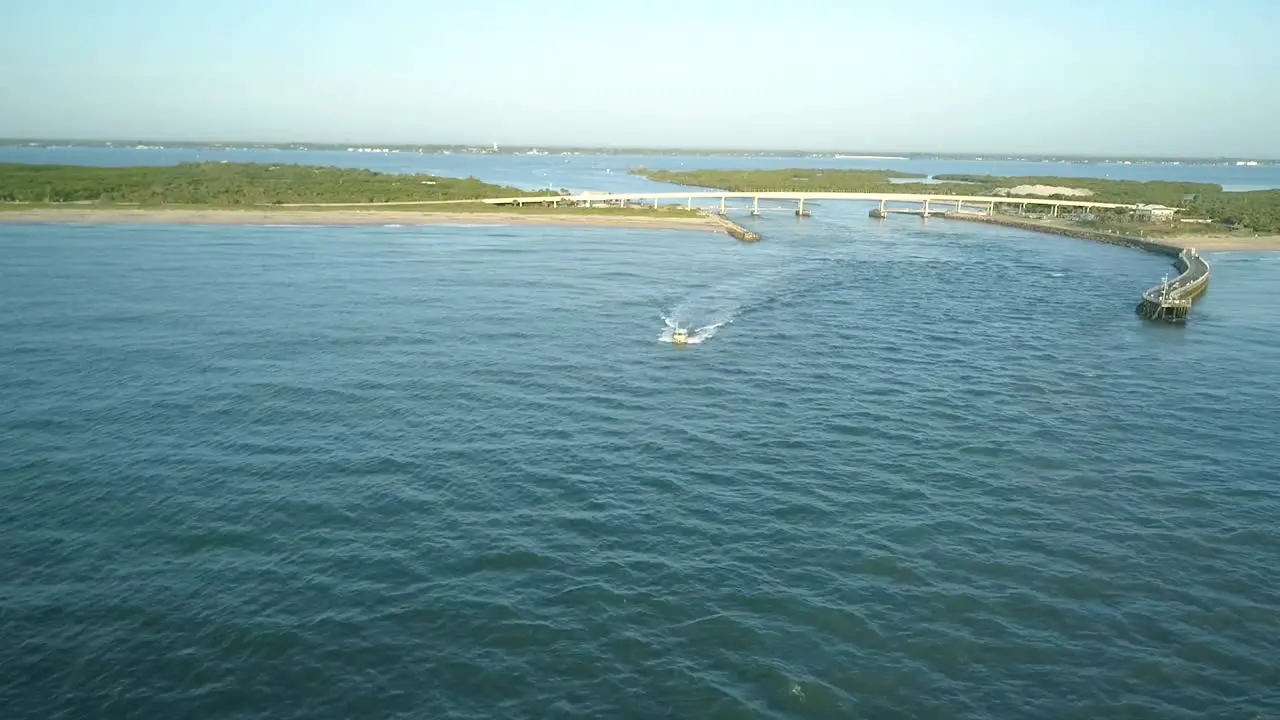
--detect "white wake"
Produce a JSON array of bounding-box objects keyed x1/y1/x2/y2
[{"x1": 657, "y1": 313, "x2": 731, "y2": 345}]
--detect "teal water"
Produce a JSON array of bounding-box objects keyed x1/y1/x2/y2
[{"x1": 2, "y1": 217, "x2": 1279, "y2": 718}]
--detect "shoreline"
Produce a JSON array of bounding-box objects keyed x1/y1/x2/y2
[
  {"x1": 940, "y1": 212, "x2": 1280, "y2": 252},
  {"x1": 4, "y1": 206, "x2": 1278, "y2": 251},
  {"x1": 0, "y1": 208, "x2": 725, "y2": 232}
]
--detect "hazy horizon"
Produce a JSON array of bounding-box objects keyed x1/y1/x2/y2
[
  {"x1": 4, "y1": 136, "x2": 1278, "y2": 162},
  {"x1": 3, "y1": 0, "x2": 1277, "y2": 157}
]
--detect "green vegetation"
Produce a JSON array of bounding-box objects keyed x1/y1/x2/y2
[
  {"x1": 1179, "y1": 191, "x2": 1280, "y2": 233},
  {"x1": 931, "y1": 174, "x2": 1280, "y2": 232},
  {"x1": 634, "y1": 168, "x2": 1280, "y2": 234},
  {"x1": 0, "y1": 162, "x2": 543, "y2": 206},
  {"x1": 638, "y1": 168, "x2": 924, "y2": 192}
]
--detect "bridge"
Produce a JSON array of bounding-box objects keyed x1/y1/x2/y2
[{"x1": 482, "y1": 190, "x2": 1162, "y2": 218}]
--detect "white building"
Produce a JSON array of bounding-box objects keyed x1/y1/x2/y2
[{"x1": 1133, "y1": 204, "x2": 1178, "y2": 222}]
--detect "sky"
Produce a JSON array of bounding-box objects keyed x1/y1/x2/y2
[{"x1": 1, "y1": 0, "x2": 1278, "y2": 157}]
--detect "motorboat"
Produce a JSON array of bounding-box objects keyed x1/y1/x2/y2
[{"x1": 671, "y1": 327, "x2": 690, "y2": 344}]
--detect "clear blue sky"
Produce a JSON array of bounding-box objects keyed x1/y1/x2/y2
[{"x1": 2, "y1": 0, "x2": 1277, "y2": 156}]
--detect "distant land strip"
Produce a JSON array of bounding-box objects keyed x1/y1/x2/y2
[{"x1": 1, "y1": 139, "x2": 1276, "y2": 165}]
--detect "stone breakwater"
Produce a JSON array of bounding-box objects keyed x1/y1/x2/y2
[
  {"x1": 711, "y1": 214, "x2": 761, "y2": 242},
  {"x1": 940, "y1": 212, "x2": 1181, "y2": 257}
]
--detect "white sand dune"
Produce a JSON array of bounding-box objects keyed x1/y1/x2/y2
[{"x1": 1003, "y1": 184, "x2": 1095, "y2": 197}]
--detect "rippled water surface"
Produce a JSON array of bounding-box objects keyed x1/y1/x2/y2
[{"x1": 3, "y1": 216, "x2": 1279, "y2": 718}]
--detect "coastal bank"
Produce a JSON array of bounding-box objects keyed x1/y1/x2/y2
[
  {"x1": 0, "y1": 208, "x2": 728, "y2": 233},
  {"x1": 939, "y1": 212, "x2": 1182, "y2": 257}
]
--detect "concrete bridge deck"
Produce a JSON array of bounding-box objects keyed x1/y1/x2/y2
[{"x1": 482, "y1": 190, "x2": 1153, "y2": 212}]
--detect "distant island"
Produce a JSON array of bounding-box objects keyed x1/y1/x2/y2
[
  {"x1": 633, "y1": 168, "x2": 1280, "y2": 237},
  {"x1": 2, "y1": 139, "x2": 1276, "y2": 166}
]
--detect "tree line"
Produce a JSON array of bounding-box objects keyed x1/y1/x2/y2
[
  {"x1": 0, "y1": 162, "x2": 538, "y2": 205},
  {"x1": 638, "y1": 168, "x2": 924, "y2": 193}
]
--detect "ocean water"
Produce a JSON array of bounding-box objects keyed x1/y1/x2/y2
[{"x1": 2, "y1": 214, "x2": 1278, "y2": 718}]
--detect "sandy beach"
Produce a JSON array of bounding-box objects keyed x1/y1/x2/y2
[
  {"x1": 0, "y1": 208, "x2": 725, "y2": 233},
  {"x1": 1057, "y1": 229, "x2": 1280, "y2": 252},
  {"x1": 1145, "y1": 234, "x2": 1280, "y2": 252}
]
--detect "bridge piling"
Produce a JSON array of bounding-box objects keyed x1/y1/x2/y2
[{"x1": 484, "y1": 191, "x2": 1157, "y2": 218}]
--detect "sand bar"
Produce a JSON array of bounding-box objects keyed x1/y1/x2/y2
[
  {"x1": 1004, "y1": 184, "x2": 1094, "y2": 197},
  {"x1": 0, "y1": 208, "x2": 724, "y2": 233},
  {"x1": 1143, "y1": 233, "x2": 1280, "y2": 252}
]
